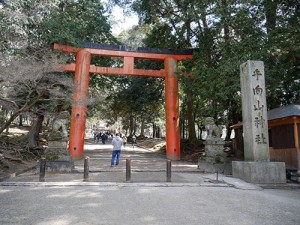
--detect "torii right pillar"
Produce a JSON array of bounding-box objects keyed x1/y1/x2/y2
[{"x1": 164, "y1": 57, "x2": 180, "y2": 160}]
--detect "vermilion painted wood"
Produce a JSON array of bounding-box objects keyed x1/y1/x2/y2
[
  {"x1": 68, "y1": 49, "x2": 91, "y2": 158},
  {"x1": 54, "y1": 43, "x2": 193, "y2": 60},
  {"x1": 60, "y1": 63, "x2": 165, "y2": 77},
  {"x1": 164, "y1": 58, "x2": 180, "y2": 160},
  {"x1": 54, "y1": 43, "x2": 192, "y2": 159}
]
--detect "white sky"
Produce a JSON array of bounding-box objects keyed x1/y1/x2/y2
[
  {"x1": 0, "y1": 1, "x2": 138, "y2": 35},
  {"x1": 109, "y1": 5, "x2": 139, "y2": 35},
  {"x1": 100, "y1": 0, "x2": 139, "y2": 35}
]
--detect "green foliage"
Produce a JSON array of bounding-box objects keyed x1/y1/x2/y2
[
  {"x1": 117, "y1": 24, "x2": 151, "y2": 47},
  {"x1": 120, "y1": 0, "x2": 299, "y2": 131},
  {"x1": 38, "y1": 0, "x2": 117, "y2": 47},
  {"x1": 107, "y1": 76, "x2": 164, "y2": 127},
  {"x1": 0, "y1": 0, "x2": 117, "y2": 139},
  {"x1": 0, "y1": 109, "x2": 6, "y2": 124},
  {"x1": 0, "y1": 10, "x2": 9, "y2": 51}
]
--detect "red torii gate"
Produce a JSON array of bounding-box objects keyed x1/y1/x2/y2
[{"x1": 54, "y1": 43, "x2": 193, "y2": 160}]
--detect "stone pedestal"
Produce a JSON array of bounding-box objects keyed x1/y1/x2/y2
[
  {"x1": 204, "y1": 138, "x2": 226, "y2": 163},
  {"x1": 37, "y1": 141, "x2": 74, "y2": 173},
  {"x1": 198, "y1": 138, "x2": 231, "y2": 174},
  {"x1": 48, "y1": 140, "x2": 68, "y2": 149},
  {"x1": 232, "y1": 161, "x2": 286, "y2": 184}
]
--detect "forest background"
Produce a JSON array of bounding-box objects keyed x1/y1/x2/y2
[{"x1": 0, "y1": 0, "x2": 299, "y2": 157}]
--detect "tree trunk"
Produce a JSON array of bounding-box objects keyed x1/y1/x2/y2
[
  {"x1": 186, "y1": 88, "x2": 197, "y2": 142},
  {"x1": 26, "y1": 106, "x2": 45, "y2": 150},
  {"x1": 153, "y1": 123, "x2": 156, "y2": 138},
  {"x1": 264, "y1": 0, "x2": 278, "y2": 35},
  {"x1": 200, "y1": 3, "x2": 213, "y2": 68},
  {"x1": 129, "y1": 115, "x2": 134, "y2": 136},
  {"x1": 45, "y1": 117, "x2": 50, "y2": 127},
  {"x1": 19, "y1": 115, "x2": 23, "y2": 126},
  {"x1": 140, "y1": 119, "x2": 145, "y2": 137},
  {"x1": 197, "y1": 124, "x2": 203, "y2": 140},
  {"x1": 0, "y1": 109, "x2": 23, "y2": 134},
  {"x1": 221, "y1": 0, "x2": 230, "y2": 41},
  {"x1": 264, "y1": 0, "x2": 279, "y2": 109},
  {"x1": 0, "y1": 97, "x2": 39, "y2": 134},
  {"x1": 156, "y1": 126, "x2": 161, "y2": 138},
  {"x1": 152, "y1": 123, "x2": 161, "y2": 138},
  {"x1": 179, "y1": 118, "x2": 183, "y2": 139},
  {"x1": 133, "y1": 117, "x2": 137, "y2": 135}
]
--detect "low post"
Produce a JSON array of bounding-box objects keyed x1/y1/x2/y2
[
  {"x1": 39, "y1": 157, "x2": 46, "y2": 182},
  {"x1": 126, "y1": 159, "x2": 131, "y2": 182},
  {"x1": 166, "y1": 160, "x2": 171, "y2": 182},
  {"x1": 83, "y1": 156, "x2": 89, "y2": 182}
]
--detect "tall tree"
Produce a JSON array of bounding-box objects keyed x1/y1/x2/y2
[
  {"x1": 112, "y1": 0, "x2": 299, "y2": 142},
  {"x1": 39, "y1": 0, "x2": 117, "y2": 47},
  {"x1": 263, "y1": 0, "x2": 300, "y2": 108},
  {"x1": 107, "y1": 76, "x2": 164, "y2": 137},
  {"x1": 0, "y1": 0, "x2": 117, "y2": 151}
]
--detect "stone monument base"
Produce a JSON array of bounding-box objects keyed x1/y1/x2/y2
[
  {"x1": 198, "y1": 161, "x2": 232, "y2": 175},
  {"x1": 198, "y1": 138, "x2": 232, "y2": 174},
  {"x1": 232, "y1": 161, "x2": 286, "y2": 184},
  {"x1": 37, "y1": 140, "x2": 74, "y2": 173},
  {"x1": 37, "y1": 156, "x2": 74, "y2": 173},
  {"x1": 204, "y1": 138, "x2": 226, "y2": 163},
  {"x1": 48, "y1": 140, "x2": 68, "y2": 149}
]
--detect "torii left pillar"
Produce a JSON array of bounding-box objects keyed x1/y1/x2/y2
[{"x1": 69, "y1": 49, "x2": 91, "y2": 159}]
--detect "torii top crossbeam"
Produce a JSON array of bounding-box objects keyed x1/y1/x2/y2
[
  {"x1": 54, "y1": 43, "x2": 193, "y2": 77},
  {"x1": 54, "y1": 42, "x2": 194, "y2": 160}
]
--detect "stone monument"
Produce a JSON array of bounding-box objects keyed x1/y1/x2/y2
[
  {"x1": 38, "y1": 111, "x2": 74, "y2": 172},
  {"x1": 232, "y1": 60, "x2": 286, "y2": 183},
  {"x1": 198, "y1": 117, "x2": 230, "y2": 174}
]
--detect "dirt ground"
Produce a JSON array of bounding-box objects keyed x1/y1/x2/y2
[{"x1": 0, "y1": 126, "x2": 37, "y2": 181}]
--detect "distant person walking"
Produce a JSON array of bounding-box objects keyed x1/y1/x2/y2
[
  {"x1": 111, "y1": 133, "x2": 123, "y2": 167},
  {"x1": 101, "y1": 133, "x2": 107, "y2": 144},
  {"x1": 132, "y1": 135, "x2": 136, "y2": 148},
  {"x1": 93, "y1": 130, "x2": 99, "y2": 143},
  {"x1": 123, "y1": 136, "x2": 127, "y2": 146}
]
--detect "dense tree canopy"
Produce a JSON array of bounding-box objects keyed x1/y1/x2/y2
[
  {"x1": 0, "y1": 0, "x2": 117, "y2": 151},
  {"x1": 110, "y1": 0, "x2": 299, "y2": 139}
]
